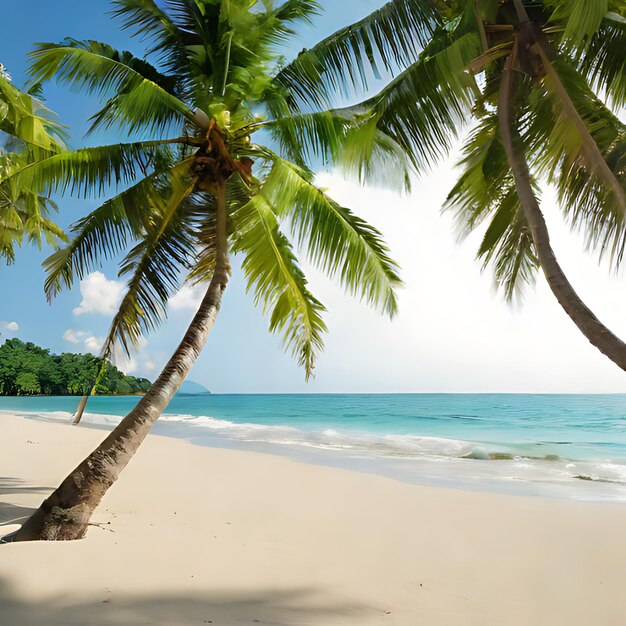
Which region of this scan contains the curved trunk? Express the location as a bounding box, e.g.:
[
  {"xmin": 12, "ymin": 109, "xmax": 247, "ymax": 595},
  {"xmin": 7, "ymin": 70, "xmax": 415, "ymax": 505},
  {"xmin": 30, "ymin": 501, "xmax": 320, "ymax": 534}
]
[
  {"xmin": 8, "ymin": 182, "xmax": 230, "ymax": 542},
  {"xmin": 498, "ymin": 42, "xmax": 626, "ymax": 371}
]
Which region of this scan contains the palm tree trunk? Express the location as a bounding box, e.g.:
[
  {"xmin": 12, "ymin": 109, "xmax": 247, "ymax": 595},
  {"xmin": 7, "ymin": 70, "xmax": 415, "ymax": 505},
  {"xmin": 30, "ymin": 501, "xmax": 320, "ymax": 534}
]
[
  {"xmin": 498, "ymin": 41, "xmax": 626, "ymax": 371},
  {"xmin": 8, "ymin": 182, "xmax": 230, "ymax": 542}
]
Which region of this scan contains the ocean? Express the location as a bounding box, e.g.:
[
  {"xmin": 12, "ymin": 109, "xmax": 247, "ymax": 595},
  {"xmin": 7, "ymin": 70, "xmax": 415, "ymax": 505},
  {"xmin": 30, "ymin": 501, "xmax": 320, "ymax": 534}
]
[{"xmin": 2, "ymin": 393, "xmax": 626, "ymax": 501}]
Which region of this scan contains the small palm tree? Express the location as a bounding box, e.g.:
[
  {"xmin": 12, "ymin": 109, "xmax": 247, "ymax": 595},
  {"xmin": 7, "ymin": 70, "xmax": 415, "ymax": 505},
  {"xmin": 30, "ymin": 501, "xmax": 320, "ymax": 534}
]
[
  {"xmin": 0, "ymin": 69, "xmax": 66, "ymax": 262},
  {"xmin": 8, "ymin": 0, "xmax": 414, "ymax": 541},
  {"xmin": 277, "ymin": 0, "xmax": 626, "ymax": 369}
]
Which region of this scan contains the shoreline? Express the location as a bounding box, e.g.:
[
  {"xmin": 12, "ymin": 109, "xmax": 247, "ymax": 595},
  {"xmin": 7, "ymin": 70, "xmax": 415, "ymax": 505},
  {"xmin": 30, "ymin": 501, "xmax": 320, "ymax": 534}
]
[
  {"xmin": 3, "ymin": 407, "xmax": 626, "ymax": 503},
  {"xmin": 2, "ymin": 412, "xmax": 626, "ymax": 624}
]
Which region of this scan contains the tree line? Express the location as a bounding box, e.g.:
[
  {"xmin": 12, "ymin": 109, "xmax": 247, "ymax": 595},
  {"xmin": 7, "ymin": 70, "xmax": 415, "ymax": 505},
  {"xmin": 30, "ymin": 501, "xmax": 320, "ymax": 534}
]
[{"xmin": 0, "ymin": 338, "xmax": 151, "ymax": 396}]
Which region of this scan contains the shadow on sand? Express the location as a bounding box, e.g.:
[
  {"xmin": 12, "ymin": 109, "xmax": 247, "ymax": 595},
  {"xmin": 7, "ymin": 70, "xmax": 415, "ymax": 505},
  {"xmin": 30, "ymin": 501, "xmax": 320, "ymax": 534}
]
[
  {"xmin": 0, "ymin": 477, "xmax": 50, "ymax": 526},
  {"xmin": 0, "ymin": 577, "xmax": 371, "ymax": 625}
]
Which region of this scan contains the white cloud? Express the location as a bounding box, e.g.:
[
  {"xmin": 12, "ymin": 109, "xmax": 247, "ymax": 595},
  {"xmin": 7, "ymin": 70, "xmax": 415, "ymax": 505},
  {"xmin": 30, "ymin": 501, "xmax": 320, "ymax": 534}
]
[
  {"xmin": 84, "ymin": 336, "xmax": 104, "ymax": 354},
  {"xmin": 169, "ymin": 284, "xmax": 204, "ymax": 311},
  {"xmin": 145, "ymin": 360, "xmax": 156, "ymax": 371},
  {"xmin": 6, "ymin": 321, "xmax": 18, "ymax": 331},
  {"xmin": 63, "ymin": 329, "xmax": 86, "ymax": 344},
  {"xmin": 73, "ymin": 272, "xmax": 124, "ymax": 316}
]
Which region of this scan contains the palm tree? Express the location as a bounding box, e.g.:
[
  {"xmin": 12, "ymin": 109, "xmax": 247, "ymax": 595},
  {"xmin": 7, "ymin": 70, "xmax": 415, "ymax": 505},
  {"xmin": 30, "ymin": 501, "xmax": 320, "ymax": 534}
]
[
  {"xmin": 497, "ymin": 0, "xmax": 626, "ymax": 367},
  {"xmin": 0, "ymin": 68, "xmax": 66, "ymax": 262},
  {"xmin": 7, "ymin": 0, "xmax": 415, "ymax": 541},
  {"xmin": 277, "ymin": 0, "xmax": 626, "ymax": 369}
]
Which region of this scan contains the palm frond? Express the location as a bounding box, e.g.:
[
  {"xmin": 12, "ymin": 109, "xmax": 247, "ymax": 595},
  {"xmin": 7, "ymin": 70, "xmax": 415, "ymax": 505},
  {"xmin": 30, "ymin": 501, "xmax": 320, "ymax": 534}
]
[
  {"xmin": 575, "ymin": 12, "xmax": 626, "ymax": 109},
  {"xmin": 42, "ymin": 161, "xmax": 194, "ymax": 300},
  {"xmin": 187, "ymin": 175, "xmax": 253, "ymax": 285},
  {"xmin": 446, "ymin": 113, "xmax": 539, "ymax": 301},
  {"xmin": 100, "ymin": 163, "xmax": 197, "ymax": 361},
  {"xmin": 273, "ymin": 0, "xmax": 320, "ymax": 25},
  {"xmin": 6, "ymin": 140, "xmax": 176, "ymax": 198},
  {"xmin": 260, "ymin": 155, "xmax": 402, "ymax": 316},
  {"xmin": 547, "ymin": 0, "xmax": 608, "ymax": 47},
  {"xmin": 0, "ymin": 181, "xmax": 65, "ymax": 263},
  {"xmin": 0, "ymin": 74, "xmax": 65, "ymax": 152},
  {"xmin": 263, "ymin": 106, "xmax": 413, "ymax": 190},
  {"xmin": 184, "ymin": 192, "xmax": 217, "ymax": 285},
  {"xmin": 338, "ymin": 114, "xmax": 413, "ymax": 191},
  {"xmin": 0, "ymin": 78, "xmax": 66, "ymax": 262},
  {"xmin": 362, "ymin": 32, "xmax": 482, "ymax": 171},
  {"xmin": 20, "ymin": 198, "xmax": 65, "ymax": 247},
  {"xmin": 446, "ymin": 114, "xmax": 509, "ymax": 232},
  {"xmin": 263, "ymin": 103, "xmax": 350, "ymax": 167},
  {"xmin": 273, "ymin": 0, "xmax": 442, "ymax": 108},
  {"xmin": 554, "ymin": 134, "xmax": 626, "ymax": 267},
  {"xmin": 109, "ymin": 0, "xmax": 191, "ymax": 73},
  {"xmin": 28, "ymin": 40, "xmax": 192, "ymax": 134},
  {"xmin": 524, "ymin": 57, "xmax": 626, "ymax": 265},
  {"xmin": 477, "ymin": 186, "xmax": 539, "ymax": 302},
  {"xmin": 231, "ymin": 192, "xmax": 327, "ymax": 379}
]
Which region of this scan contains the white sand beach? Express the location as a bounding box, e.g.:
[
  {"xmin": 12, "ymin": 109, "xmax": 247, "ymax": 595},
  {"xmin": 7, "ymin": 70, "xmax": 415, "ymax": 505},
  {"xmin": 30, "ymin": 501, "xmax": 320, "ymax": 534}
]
[{"xmin": 1, "ymin": 412, "xmax": 626, "ymax": 625}]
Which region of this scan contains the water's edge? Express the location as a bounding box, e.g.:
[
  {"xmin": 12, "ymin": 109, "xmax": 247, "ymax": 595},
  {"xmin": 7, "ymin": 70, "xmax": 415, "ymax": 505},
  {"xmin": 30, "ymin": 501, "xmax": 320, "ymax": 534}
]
[{"xmin": 3, "ymin": 394, "xmax": 626, "ymax": 503}]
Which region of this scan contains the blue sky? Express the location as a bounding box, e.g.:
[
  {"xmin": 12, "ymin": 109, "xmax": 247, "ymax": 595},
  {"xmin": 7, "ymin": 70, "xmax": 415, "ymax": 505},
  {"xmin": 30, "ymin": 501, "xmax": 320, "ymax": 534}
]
[
  {"xmin": 3, "ymin": 1, "xmax": 626, "ymax": 393},
  {"xmin": 1, "ymin": 0, "xmax": 396, "ymax": 392}
]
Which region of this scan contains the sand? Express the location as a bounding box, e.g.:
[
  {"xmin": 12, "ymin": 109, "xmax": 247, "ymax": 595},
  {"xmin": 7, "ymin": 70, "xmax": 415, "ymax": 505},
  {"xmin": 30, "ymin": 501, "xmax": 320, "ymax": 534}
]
[{"xmin": 1, "ymin": 412, "xmax": 625, "ymax": 625}]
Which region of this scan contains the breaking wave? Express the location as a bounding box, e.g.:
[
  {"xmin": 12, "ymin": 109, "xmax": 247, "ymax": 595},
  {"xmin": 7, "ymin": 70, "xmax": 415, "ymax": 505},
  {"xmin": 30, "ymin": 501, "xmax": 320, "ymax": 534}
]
[{"xmin": 7, "ymin": 407, "xmax": 626, "ymax": 500}]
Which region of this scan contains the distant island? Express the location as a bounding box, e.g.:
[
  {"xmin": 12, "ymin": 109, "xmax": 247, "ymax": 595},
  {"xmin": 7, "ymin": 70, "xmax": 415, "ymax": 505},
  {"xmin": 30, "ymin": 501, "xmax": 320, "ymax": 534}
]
[
  {"xmin": 0, "ymin": 338, "xmax": 152, "ymax": 396},
  {"xmin": 177, "ymin": 380, "xmax": 211, "ymax": 395}
]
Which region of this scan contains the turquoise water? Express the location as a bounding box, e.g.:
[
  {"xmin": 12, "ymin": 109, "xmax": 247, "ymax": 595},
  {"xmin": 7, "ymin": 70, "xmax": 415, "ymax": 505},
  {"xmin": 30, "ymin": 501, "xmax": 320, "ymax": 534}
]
[{"xmin": 3, "ymin": 394, "xmax": 626, "ymax": 500}]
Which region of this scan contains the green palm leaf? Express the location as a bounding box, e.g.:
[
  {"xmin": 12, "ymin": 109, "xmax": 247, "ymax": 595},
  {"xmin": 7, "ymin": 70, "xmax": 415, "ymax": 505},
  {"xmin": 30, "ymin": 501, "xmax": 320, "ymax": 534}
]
[
  {"xmin": 28, "ymin": 40, "xmax": 192, "ymax": 134},
  {"xmin": 523, "ymin": 58, "xmax": 626, "ymax": 265},
  {"xmin": 231, "ymin": 192, "xmax": 327, "ymax": 379},
  {"xmin": 363, "ymin": 32, "xmax": 482, "ymax": 170},
  {"xmin": 576, "ymin": 12, "xmax": 626, "ymax": 109},
  {"xmin": 0, "ymin": 75, "xmax": 66, "ymax": 263},
  {"xmin": 110, "ymin": 0, "xmax": 190, "ymax": 74},
  {"xmin": 263, "ymin": 107, "xmax": 412, "ymax": 190},
  {"xmin": 6, "ymin": 140, "xmax": 177, "ymax": 198},
  {"xmin": 274, "ymin": 0, "xmax": 441, "ymax": 108},
  {"xmin": 548, "ymin": 0, "xmax": 608, "ymax": 47},
  {"xmin": 0, "ymin": 74, "xmax": 65, "ymax": 152},
  {"xmin": 260, "ymin": 155, "xmax": 402, "ymax": 316},
  {"xmin": 42, "ymin": 160, "xmax": 194, "ymax": 300},
  {"xmin": 478, "ymin": 187, "xmax": 539, "ymax": 302},
  {"xmin": 99, "ymin": 164, "xmax": 197, "ymax": 360},
  {"xmin": 446, "ymin": 113, "xmax": 539, "ymax": 301},
  {"xmin": 187, "ymin": 176, "xmax": 253, "ymax": 285}
]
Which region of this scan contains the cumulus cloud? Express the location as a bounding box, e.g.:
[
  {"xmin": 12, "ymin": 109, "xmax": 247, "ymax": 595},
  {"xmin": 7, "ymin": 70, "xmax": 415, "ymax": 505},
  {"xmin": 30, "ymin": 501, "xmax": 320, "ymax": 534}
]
[
  {"xmin": 169, "ymin": 284, "xmax": 204, "ymax": 311},
  {"xmin": 63, "ymin": 329, "xmax": 86, "ymax": 344},
  {"xmin": 65, "ymin": 330, "xmax": 110, "ymax": 362},
  {"xmin": 73, "ymin": 272, "xmax": 124, "ymax": 316},
  {"xmin": 0, "ymin": 320, "xmax": 19, "ymax": 334},
  {"xmin": 84, "ymin": 336, "xmax": 104, "ymax": 354}
]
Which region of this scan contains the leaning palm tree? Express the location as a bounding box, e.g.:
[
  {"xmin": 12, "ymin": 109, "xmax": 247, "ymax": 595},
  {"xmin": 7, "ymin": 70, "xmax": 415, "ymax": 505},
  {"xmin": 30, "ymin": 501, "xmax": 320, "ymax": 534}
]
[
  {"xmin": 277, "ymin": 0, "xmax": 626, "ymax": 369},
  {"xmin": 7, "ymin": 0, "xmax": 415, "ymax": 541},
  {"xmin": 0, "ymin": 68, "xmax": 66, "ymax": 262}
]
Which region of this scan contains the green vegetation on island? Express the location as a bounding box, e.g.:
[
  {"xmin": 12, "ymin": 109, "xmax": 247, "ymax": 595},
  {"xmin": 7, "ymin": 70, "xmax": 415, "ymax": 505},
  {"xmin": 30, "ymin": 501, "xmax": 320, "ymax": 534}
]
[{"xmin": 0, "ymin": 338, "xmax": 151, "ymax": 396}]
